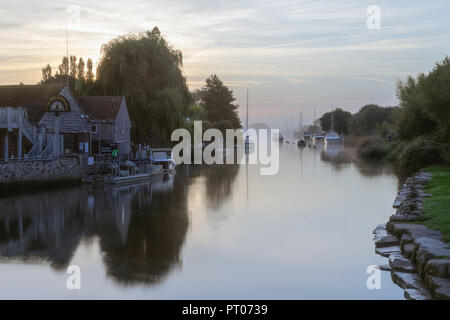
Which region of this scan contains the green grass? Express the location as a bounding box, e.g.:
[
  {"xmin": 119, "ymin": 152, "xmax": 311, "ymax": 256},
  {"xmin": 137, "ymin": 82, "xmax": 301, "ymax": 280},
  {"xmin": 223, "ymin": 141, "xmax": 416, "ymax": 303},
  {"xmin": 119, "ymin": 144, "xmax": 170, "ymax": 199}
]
[{"xmin": 422, "ymin": 164, "xmax": 450, "ymax": 242}]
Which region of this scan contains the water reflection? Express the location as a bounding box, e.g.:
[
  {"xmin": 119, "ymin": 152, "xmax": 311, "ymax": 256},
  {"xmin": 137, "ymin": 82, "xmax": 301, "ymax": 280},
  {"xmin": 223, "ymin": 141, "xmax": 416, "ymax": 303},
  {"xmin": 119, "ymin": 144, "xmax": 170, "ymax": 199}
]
[
  {"xmin": 0, "ymin": 145, "xmax": 404, "ymax": 299},
  {"xmin": 320, "ymin": 145, "xmax": 393, "ymax": 177},
  {"xmin": 0, "ymin": 175, "xmax": 185, "ymax": 285}
]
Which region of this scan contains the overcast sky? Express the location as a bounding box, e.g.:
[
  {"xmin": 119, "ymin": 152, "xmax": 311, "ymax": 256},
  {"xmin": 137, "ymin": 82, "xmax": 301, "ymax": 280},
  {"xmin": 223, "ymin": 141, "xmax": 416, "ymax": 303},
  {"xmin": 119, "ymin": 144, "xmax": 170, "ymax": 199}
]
[{"xmin": 1, "ymin": 0, "xmax": 449, "ymax": 129}]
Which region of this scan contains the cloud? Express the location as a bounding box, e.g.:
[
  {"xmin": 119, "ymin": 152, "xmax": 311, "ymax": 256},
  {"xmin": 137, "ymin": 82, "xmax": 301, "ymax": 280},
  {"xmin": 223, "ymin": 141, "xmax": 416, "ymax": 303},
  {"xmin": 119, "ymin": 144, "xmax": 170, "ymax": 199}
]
[
  {"xmin": 1, "ymin": 0, "xmax": 450, "ymax": 125},
  {"xmin": 353, "ymin": 77, "xmax": 393, "ymax": 84}
]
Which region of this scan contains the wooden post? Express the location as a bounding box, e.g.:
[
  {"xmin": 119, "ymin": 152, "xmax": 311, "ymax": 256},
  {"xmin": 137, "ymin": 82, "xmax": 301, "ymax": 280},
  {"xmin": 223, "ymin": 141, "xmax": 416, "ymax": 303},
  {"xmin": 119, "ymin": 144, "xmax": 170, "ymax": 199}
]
[
  {"xmin": 54, "ymin": 114, "xmax": 60, "ymax": 157},
  {"xmin": 4, "ymin": 131, "xmax": 8, "ymax": 162},
  {"xmin": 17, "ymin": 110, "xmax": 23, "ymax": 160},
  {"xmin": 19, "ymin": 213, "xmax": 23, "ymax": 249},
  {"xmin": 98, "ymin": 124, "xmax": 101, "ymax": 156}
]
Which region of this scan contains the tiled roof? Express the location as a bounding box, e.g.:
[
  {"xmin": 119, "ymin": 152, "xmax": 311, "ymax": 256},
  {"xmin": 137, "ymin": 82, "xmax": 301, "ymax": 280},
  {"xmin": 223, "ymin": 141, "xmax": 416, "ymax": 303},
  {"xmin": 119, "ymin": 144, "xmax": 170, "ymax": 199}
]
[
  {"xmin": 0, "ymin": 84, "xmax": 65, "ymax": 124},
  {"xmin": 77, "ymin": 96, "xmax": 123, "ymax": 121}
]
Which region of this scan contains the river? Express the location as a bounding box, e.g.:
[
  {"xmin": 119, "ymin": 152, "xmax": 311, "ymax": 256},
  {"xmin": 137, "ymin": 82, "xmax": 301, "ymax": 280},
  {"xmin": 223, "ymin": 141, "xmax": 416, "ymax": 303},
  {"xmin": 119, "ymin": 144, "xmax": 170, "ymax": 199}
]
[{"xmin": 0, "ymin": 144, "xmax": 404, "ymax": 299}]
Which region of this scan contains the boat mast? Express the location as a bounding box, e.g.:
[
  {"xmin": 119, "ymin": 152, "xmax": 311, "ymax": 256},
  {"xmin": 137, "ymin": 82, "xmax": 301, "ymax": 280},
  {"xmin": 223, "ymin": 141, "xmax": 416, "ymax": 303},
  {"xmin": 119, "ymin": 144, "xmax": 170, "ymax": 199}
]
[
  {"xmin": 246, "ymin": 89, "xmax": 249, "ymax": 132},
  {"xmin": 301, "ymin": 109, "xmax": 303, "ymax": 139},
  {"xmin": 331, "ymin": 108, "xmax": 334, "ymax": 132}
]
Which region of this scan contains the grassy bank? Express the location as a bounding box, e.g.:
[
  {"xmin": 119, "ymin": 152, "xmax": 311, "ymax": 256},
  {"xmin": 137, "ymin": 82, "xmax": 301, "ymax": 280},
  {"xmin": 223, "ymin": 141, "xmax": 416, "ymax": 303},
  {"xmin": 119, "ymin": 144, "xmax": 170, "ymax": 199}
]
[{"xmin": 422, "ymin": 164, "xmax": 450, "ymax": 242}]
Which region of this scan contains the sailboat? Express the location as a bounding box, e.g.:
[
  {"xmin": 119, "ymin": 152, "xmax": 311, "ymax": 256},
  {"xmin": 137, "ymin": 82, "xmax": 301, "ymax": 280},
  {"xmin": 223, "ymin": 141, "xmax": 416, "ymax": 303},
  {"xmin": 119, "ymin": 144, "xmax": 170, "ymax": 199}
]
[
  {"xmin": 244, "ymin": 89, "xmax": 255, "ymax": 149},
  {"xmin": 297, "ymin": 109, "xmax": 306, "ymax": 147},
  {"xmin": 324, "ymin": 108, "xmax": 341, "ymax": 145}
]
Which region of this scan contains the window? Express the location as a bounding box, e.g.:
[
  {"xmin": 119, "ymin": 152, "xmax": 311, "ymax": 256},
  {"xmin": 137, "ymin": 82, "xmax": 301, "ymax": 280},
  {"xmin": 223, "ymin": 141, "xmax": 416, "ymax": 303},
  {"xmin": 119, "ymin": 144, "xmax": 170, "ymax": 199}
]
[{"xmin": 92, "ymin": 125, "xmax": 97, "ymax": 133}]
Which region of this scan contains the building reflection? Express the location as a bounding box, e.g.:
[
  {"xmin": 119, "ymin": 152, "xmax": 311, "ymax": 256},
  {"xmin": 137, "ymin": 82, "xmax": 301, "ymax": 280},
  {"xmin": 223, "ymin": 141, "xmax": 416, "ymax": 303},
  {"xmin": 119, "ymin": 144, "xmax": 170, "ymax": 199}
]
[
  {"xmin": 0, "ymin": 172, "xmax": 191, "ymax": 285},
  {"xmin": 0, "ymin": 165, "xmax": 241, "ymax": 286}
]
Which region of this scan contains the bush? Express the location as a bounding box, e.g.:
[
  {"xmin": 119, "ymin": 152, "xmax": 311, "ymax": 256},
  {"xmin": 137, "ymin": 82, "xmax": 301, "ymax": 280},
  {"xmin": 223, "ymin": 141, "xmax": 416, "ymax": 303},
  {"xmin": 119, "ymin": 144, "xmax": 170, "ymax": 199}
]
[
  {"xmin": 356, "ymin": 136, "xmax": 389, "ymax": 160},
  {"xmin": 397, "ymin": 137, "xmax": 443, "ymax": 176}
]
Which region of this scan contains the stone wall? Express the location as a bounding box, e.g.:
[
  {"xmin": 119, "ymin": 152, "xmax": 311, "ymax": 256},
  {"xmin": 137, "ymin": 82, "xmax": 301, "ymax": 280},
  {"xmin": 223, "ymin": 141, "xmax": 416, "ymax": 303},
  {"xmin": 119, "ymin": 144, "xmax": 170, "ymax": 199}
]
[
  {"xmin": 373, "ymin": 171, "xmax": 450, "ymax": 300},
  {"xmin": 0, "ymin": 156, "xmax": 84, "ymax": 186}
]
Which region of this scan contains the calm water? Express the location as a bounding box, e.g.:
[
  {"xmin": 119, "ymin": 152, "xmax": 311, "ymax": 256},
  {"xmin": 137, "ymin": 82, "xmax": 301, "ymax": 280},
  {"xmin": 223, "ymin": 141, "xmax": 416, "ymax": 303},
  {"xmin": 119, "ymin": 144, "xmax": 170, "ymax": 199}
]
[{"xmin": 0, "ymin": 144, "xmax": 404, "ymax": 299}]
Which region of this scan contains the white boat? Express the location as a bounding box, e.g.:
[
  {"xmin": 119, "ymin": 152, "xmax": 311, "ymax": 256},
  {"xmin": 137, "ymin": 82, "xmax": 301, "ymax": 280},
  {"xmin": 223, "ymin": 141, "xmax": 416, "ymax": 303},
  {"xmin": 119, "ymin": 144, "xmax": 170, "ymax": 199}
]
[
  {"xmin": 324, "ymin": 108, "xmax": 341, "ymax": 145},
  {"xmin": 324, "ymin": 131, "xmax": 341, "ymax": 145},
  {"xmin": 312, "ymin": 133, "xmax": 325, "ymax": 146},
  {"xmin": 150, "ymin": 148, "xmax": 176, "ymax": 172}
]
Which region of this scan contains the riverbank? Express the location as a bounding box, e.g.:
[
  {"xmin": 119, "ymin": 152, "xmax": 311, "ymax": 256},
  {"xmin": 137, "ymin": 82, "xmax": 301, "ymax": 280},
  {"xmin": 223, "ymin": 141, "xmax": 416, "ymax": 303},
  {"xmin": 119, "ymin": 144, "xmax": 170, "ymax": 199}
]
[
  {"xmin": 421, "ymin": 164, "xmax": 450, "ymax": 242},
  {"xmin": 373, "ymin": 169, "xmax": 450, "ymax": 300}
]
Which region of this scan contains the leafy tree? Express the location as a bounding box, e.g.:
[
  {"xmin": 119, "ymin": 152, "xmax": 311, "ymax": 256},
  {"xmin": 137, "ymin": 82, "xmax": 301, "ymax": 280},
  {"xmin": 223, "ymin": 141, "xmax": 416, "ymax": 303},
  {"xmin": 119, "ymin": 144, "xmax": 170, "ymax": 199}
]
[
  {"xmin": 196, "ymin": 74, "xmax": 241, "ymax": 129},
  {"xmin": 350, "ymin": 104, "xmax": 396, "ymax": 136},
  {"xmin": 305, "ymin": 124, "xmax": 322, "ymax": 134},
  {"xmin": 86, "ymin": 58, "xmax": 94, "ymax": 83},
  {"xmin": 41, "ymin": 64, "xmax": 53, "ymax": 83},
  {"xmin": 95, "ymin": 27, "xmax": 192, "ymax": 145},
  {"xmin": 58, "ymin": 56, "xmax": 69, "ymax": 77},
  {"xmin": 396, "ymin": 75, "xmax": 438, "ymax": 140},
  {"xmin": 319, "ymin": 108, "xmax": 352, "ymax": 135},
  {"xmin": 188, "ymin": 103, "xmax": 205, "ymax": 121},
  {"xmin": 77, "ymin": 58, "xmax": 85, "ymax": 80},
  {"xmin": 69, "ymin": 55, "xmax": 77, "ymax": 79},
  {"xmin": 412, "ymin": 57, "xmax": 450, "ymax": 139}
]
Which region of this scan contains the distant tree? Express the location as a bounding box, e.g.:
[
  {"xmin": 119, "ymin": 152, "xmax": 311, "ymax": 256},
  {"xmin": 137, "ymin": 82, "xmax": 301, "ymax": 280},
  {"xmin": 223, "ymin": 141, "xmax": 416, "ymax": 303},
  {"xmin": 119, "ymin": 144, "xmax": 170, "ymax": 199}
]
[
  {"xmin": 69, "ymin": 55, "xmax": 77, "ymax": 79},
  {"xmin": 41, "ymin": 64, "xmax": 53, "ymax": 83},
  {"xmin": 350, "ymin": 104, "xmax": 396, "ymax": 136},
  {"xmin": 196, "ymin": 74, "xmax": 241, "ymax": 129},
  {"xmin": 86, "ymin": 58, "xmax": 94, "ymax": 83},
  {"xmin": 319, "ymin": 108, "xmax": 352, "ymax": 135},
  {"xmin": 58, "ymin": 56, "xmax": 69, "ymax": 77},
  {"xmin": 305, "ymin": 124, "xmax": 322, "ymax": 134},
  {"xmin": 188, "ymin": 103, "xmax": 205, "ymax": 121},
  {"xmin": 77, "ymin": 57, "xmax": 85, "ymax": 80}
]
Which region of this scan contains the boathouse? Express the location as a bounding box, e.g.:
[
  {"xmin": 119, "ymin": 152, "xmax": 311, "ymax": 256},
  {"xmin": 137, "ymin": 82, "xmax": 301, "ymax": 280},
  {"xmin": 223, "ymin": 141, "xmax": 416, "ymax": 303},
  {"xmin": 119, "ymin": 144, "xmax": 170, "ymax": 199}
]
[
  {"xmin": 77, "ymin": 96, "xmax": 131, "ymax": 156},
  {"xmin": 0, "ymin": 84, "xmax": 131, "ymax": 160}
]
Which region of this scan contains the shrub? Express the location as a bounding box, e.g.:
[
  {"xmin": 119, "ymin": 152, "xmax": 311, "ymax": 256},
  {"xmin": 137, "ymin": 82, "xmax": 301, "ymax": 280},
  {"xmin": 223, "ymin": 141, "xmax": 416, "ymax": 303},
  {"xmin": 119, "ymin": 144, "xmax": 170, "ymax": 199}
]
[
  {"xmin": 397, "ymin": 137, "xmax": 443, "ymax": 176},
  {"xmin": 356, "ymin": 136, "xmax": 389, "ymax": 160}
]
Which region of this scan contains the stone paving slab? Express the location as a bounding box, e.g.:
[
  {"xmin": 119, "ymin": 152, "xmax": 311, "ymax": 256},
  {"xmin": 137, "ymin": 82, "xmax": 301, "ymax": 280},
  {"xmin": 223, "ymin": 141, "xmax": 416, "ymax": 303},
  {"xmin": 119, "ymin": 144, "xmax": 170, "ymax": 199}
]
[
  {"xmin": 373, "ymin": 226, "xmax": 400, "ymax": 248},
  {"xmin": 389, "ymin": 253, "xmax": 417, "ymax": 273},
  {"xmin": 404, "ymin": 288, "xmax": 433, "ymax": 300},
  {"xmin": 426, "ymin": 275, "xmax": 450, "ymax": 300},
  {"xmin": 375, "ymin": 245, "xmax": 401, "ymax": 258},
  {"xmin": 402, "ymin": 243, "xmax": 418, "ymax": 260},
  {"xmin": 392, "ymin": 271, "xmax": 427, "ymax": 291},
  {"xmin": 425, "ymin": 259, "xmax": 450, "ymax": 278}
]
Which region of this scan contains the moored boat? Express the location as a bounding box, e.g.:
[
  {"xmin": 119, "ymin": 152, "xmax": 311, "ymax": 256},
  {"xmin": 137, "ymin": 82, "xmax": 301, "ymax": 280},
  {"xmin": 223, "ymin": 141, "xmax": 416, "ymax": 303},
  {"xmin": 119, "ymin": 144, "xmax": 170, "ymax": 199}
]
[
  {"xmin": 324, "ymin": 131, "xmax": 341, "ymax": 145},
  {"xmin": 150, "ymin": 148, "xmax": 176, "ymax": 172}
]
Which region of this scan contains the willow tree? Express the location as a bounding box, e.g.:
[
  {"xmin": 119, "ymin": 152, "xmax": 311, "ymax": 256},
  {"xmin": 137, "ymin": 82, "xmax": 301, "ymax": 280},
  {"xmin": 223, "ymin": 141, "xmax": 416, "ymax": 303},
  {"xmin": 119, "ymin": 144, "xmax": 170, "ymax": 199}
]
[{"xmin": 95, "ymin": 27, "xmax": 192, "ymax": 145}]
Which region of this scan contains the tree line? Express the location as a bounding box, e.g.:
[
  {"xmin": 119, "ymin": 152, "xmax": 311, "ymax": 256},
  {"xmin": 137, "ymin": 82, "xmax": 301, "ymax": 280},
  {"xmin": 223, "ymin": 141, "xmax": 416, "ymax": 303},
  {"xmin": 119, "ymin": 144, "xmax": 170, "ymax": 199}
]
[
  {"xmin": 316, "ymin": 57, "xmax": 450, "ymax": 175},
  {"xmin": 318, "ymin": 105, "xmax": 396, "ymax": 138},
  {"xmin": 41, "ymin": 56, "xmax": 95, "ymax": 95},
  {"xmin": 40, "ymin": 27, "xmax": 241, "ymax": 146}
]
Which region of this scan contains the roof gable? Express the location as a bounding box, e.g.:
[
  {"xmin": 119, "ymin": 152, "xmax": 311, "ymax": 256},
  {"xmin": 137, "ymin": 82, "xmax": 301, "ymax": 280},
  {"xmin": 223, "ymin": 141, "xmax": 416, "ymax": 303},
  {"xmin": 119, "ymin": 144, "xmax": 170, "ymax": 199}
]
[
  {"xmin": 38, "ymin": 87, "xmax": 91, "ymax": 133},
  {"xmin": 77, "ymin": 96, "xmax": 124, "ymax": 121},
  {"xmin": 0, "ymin": 84, "xmax": 65, "ymax": 124}
]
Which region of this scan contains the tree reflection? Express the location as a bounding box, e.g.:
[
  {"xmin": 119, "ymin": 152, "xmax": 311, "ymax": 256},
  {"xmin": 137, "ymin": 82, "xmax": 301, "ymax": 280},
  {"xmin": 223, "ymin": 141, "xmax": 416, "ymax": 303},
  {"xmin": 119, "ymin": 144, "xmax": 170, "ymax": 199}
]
[
  {"xmin": 320, "ymin": 145, "xmax": 393, "ymax": 177},
  {"xmin": 0, "ymin": 173, "xmax": 189, "ymax": 285}
]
